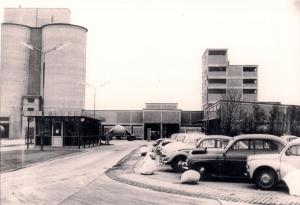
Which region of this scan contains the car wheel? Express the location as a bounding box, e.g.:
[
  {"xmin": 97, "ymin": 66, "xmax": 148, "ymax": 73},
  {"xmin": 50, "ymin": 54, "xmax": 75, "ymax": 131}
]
[
  {"xmin": 171, "ymin": 158, "xmax": 186, "ymax": 173},
  {"xmin": 255, "ymin": 169, "xmax": 277, "ymax": 190}
]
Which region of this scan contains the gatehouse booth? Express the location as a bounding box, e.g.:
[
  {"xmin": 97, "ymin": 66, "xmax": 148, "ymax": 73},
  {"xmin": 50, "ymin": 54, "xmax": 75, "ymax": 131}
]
[{"xmin": 25, "ymin": 110, "xmax": 102, "ymax": 147}]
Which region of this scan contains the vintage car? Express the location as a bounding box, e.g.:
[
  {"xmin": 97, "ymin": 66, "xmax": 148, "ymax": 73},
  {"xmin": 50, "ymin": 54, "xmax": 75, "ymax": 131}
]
[
  {"xmin": 162, "ymin": 135, "xmax": 231, "ymax": 173},
  {"xmin": 247, "ymin": 138, "xmax": 300, "ymax": 190},
  {"xmin": 153, "ymin": 133, "xmax": 179, "ymax": 148},
  {"xmin": 155, "ymin": 133, "xmax": 187, "ymax": 155},
  {"xmin": 184, "ymin": 134, "xmax": 287, "ymax": 179},
  {"xmin": 160, "ymin": 133, "xmax": 206, "ymax": 158}
]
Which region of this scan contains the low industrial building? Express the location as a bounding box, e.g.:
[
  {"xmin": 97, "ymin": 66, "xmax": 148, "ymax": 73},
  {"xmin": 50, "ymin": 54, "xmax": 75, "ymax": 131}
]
[
  {"xmin": 204, "ymin": 100, "xmax": 300, "ymax": 136},
  {"xmin": 87, "ymin": 103, "xmax": 203, "ymax": 140}
]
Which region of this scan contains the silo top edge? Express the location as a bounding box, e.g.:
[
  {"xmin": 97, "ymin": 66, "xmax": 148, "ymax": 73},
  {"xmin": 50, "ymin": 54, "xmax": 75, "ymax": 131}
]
[{"xmin": 1, "ymin": 22, "xmax": 88, "ymax": 32}]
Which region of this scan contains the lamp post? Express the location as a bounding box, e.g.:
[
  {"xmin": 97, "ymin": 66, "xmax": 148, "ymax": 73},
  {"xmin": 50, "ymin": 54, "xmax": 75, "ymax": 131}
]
[
  {"xmin": 22, "ymin": 41, "xmax": 70, "ymax": 150},
  {"xmin": 83, "ymin": 81, "xmax": 110, "ymax": 116},
  {"xmin": 82, "ymin": 81, "xmax": 110, "ymax": 146}
]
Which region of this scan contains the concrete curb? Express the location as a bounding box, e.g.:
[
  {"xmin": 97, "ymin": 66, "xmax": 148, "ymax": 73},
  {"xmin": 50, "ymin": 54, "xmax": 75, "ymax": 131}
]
[{"xmin": 105, "ymin": 147, "xmax": 300, "ymax": 205}]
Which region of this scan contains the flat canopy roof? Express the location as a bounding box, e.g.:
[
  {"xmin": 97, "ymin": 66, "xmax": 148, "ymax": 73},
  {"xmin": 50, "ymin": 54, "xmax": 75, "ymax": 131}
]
[{"xmin": 23, "ymin": 110, "xmax": 104, "ymax": 121}]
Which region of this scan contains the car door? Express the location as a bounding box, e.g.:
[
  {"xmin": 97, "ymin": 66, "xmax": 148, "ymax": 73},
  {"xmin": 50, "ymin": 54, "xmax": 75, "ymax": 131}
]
[
  {"xmin": 280, "ymin": 144, "xmax": 300, "ymax": 179},
  {"xmin": 197, "ymin": 139, "xmax": 223, "ymax": 175},
  {"xmin": 224, "ymin": 139, "xmax": 254, "ymax": 176}
]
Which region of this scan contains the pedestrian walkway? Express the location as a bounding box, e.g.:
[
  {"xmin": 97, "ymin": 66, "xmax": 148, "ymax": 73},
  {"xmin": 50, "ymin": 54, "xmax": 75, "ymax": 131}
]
[
  {"xmin": 106, "ymin": 146, "xmax": 300, "ymax": 205},
  {"xmin": 0, "ymin": 139, "xmax": 25, "ymax": 146}
]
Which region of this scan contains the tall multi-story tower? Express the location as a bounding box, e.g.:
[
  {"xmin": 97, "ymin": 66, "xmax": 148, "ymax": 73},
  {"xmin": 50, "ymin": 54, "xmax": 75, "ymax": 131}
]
[
  {"xmin": 202, "ymin": 49, "xmax": 258, "ymax": 110},
  {"xmin": 0, "ymin": 8, "xmax": 87, "ymax": 138}
]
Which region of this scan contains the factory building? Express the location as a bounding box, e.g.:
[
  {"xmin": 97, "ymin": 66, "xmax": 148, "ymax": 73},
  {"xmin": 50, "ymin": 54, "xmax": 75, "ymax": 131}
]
[
  {"xmin": 3, "ymin": 8, "xmax": 297, "ymax": 143},
  {"xmin": 0, "ymin": 8, "xmax": 89, "ymax": 139},
  {"xmin": 202, "ymin": 49, "xmax": 258, "ymax": 110},
  {"xmin": 89, "ymin": 103, "xmax": 203, "ymax": 140}
]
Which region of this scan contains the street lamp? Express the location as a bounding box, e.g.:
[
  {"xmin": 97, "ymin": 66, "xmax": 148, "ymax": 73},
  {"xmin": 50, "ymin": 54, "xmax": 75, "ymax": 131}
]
[
  {"xmin": 22, "ymin": 41, "xmax": 70, "ymax": 150},
  {"xmin": 83, "ymin": 81, "xmax": 110, "ymax": 116}
]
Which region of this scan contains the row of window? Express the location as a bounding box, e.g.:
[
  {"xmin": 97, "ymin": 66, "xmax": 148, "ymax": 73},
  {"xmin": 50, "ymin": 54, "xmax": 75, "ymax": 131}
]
[
  {"xmin": 207, "ymin": 79, "xmax": 257, "ymax": 84},
  {"xmin": 207, "ymin": 66, "xmax": 257, "ymax": 72},
  {"xmin": 207, "ymin": 89, "xmax": 257, "ymax": 94},
  {"xmin": 208, "ymin": 50, "xmax": 227, "ymax": 56}
]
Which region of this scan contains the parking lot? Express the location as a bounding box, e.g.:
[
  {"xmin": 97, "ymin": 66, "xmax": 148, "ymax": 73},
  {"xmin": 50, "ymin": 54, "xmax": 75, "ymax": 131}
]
[{"xmin": 107, "ymin": 145, "xmax": 300, "ymax": 205}]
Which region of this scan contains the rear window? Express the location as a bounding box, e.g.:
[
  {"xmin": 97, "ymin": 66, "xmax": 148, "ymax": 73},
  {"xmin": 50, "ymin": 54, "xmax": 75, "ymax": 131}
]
[
  {"xmin": 286, "ymin": 145, "xmax": 300, "ymax": 156},
  {"xmin": 254, "ymin": 139, "xmax": 283, "ymax": 152}
]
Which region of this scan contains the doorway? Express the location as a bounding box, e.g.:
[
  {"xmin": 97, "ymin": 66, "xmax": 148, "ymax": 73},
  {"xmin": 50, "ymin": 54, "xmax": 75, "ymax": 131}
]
[{"xmin": 52, "ymin": 122, "xmax": 63, "ymax": 147}]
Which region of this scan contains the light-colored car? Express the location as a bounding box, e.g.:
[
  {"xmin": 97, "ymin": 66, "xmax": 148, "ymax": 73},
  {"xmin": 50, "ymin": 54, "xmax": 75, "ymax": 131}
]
[
  {"xmin": 247, "ymin": 138, "xmax": 300, "ymax": 190},
  {"xmin": 281, "ymin": 135, "xmax": 298, "ymax": 142},
  {"xmin": 161, "ymin": 133, "xmax": 206, "ymax": 158},
  {"xmin": 152, "ymin": 133, "xmax": 178, "ymax": 151},
  {"xmin": 162, "ymin": 135, "xmax": 231, "ymax": 172},
  {"xmin": 155, "ymin": 133, "xmax": 185, "ymax": 154}
]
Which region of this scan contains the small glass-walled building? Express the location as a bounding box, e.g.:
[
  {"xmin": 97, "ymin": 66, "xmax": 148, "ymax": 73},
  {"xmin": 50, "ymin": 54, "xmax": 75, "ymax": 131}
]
[{"xmin": 25, "ymin": 110, "xmax": 101, "ymax": 147}]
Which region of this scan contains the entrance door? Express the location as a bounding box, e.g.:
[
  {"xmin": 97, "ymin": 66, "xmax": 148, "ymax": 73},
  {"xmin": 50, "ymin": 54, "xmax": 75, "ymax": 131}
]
[{"xmin": 52, "ymin": 122, "xmax": 63, "ymax": 147}]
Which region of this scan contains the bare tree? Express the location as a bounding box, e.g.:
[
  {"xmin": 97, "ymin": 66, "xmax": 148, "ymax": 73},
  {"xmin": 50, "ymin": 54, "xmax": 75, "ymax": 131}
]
[
  {"xmin": 217, "ymin": 89, "xmax": 243, "ymax": 136},
  {"xmin": 252, "ymin": 104, "xmax": 267, "ymax": 132},
  {"xmin": 287, "ymin": 106, "xmax": 300, "ymax": 136},
  {"xmin": 269, "ymin": 105, "xmax": 286, "ymax": 136},
  {"xmin": 240, "ymin": 112, "xmax": 254, "ymax": 134}
]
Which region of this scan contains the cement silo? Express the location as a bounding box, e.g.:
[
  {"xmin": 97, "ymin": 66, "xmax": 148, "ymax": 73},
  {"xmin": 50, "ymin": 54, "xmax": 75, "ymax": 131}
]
[
  {"xmin": 0, "ymin": 24, "xmax": 31, "ymax": 138},
  {"xmin": 41, "ymin": 24, "xmax": 87, "ymax": 112}
]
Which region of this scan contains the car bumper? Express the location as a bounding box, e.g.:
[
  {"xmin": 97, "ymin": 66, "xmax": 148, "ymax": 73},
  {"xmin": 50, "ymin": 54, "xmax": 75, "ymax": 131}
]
[{"xmin": 181, "ymin": 161, "xmax": 189, "ymax": 170}]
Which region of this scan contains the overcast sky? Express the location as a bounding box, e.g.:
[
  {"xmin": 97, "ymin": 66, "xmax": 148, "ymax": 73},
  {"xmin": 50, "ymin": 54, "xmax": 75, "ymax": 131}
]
[{"xmin": 1, "ymin": 0, "xmax": 300, "ymax": 110}]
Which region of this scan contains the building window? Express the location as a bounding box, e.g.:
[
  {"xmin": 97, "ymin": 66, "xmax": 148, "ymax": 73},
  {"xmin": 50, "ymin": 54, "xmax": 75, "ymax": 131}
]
[
  {"xmin": 27, "ymin": 107, "xmax": 34, "ymax": 111},
  {"xmin": 208, "ymin": 79, "xmax": 226, "ymax": 84},
  {"xmin": 208, "ymin": 50, "xmax": 226, "ymax": 55},
  {"xmin": 243, "ymin": 67, "xmax": 257, "ymax": 72},
  {"xmin": 208, "ymin": 89, "xmax": 226, "ymax": 94},
  {"xmin": 208, "ymin": 66, "xmax": 226, "ymax": 72},
  {"xmin": 243, "ymin": 79, "xmax": 257, "ymax": 84},
  {"xmin": 27, "ymin": 98, "xmax": 35, "ymax": 103},
  {"xmin": 243, "ymin": 89, "xmax": 257, "ymax": 94}
]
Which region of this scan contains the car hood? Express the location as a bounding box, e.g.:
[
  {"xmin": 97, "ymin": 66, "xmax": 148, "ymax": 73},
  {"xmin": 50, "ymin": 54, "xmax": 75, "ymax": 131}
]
[{"xmin": 248, "ymin": 153, "xmax": 280, "ymax": 161}]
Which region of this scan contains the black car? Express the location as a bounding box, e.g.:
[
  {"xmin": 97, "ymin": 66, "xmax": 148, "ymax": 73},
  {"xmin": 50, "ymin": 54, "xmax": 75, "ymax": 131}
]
[{"xmin": 184, "ymin": 134, "xmax": 287, "ymax": 179}]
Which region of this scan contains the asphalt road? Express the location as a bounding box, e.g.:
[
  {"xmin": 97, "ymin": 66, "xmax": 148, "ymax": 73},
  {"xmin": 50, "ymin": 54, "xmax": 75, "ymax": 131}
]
[{"xmin": 1, "ymin": 141, "xmax": 219, "ymax": 205}]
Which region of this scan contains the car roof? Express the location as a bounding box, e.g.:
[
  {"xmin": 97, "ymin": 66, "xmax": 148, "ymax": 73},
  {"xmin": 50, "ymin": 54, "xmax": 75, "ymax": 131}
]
[
  {"xmin": 200, "ymin": 135, "xmax": 231, "ymax": 141},
  {"xmin": 287, "ymin": 138, "xmax": 300, "ymax": 146},
  {"xmin": 232, "ymin": 134, "xmax": 287, "ymax": 144},
  {"xmin": 281, "ymin": 135, "xmax": 298, "ymax": 139}
]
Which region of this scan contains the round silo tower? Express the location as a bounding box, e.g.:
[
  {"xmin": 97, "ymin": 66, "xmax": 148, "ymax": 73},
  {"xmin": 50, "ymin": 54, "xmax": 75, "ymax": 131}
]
[
  {"xmin": 41, "ymin": 24, "xmax": 87, "ymax": 112},
  {"xmin": 0, "ymin": 23, "xmax": 31, "ymax": 138}
]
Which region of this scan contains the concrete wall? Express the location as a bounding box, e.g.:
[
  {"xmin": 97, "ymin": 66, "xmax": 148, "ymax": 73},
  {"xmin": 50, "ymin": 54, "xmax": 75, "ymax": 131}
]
[
  {"xmin": 42, "ymin": 24, "xmax": 87, "ymax": 112},
  {"xmin": 4, "ymin": 8, "xmax": 70, "ymax": 27},
  {"xmin": 28, "ymin": 28, "xmax": 42, "ymax": 95},
  {"xmin": 95, "ymin": 110, "xmax": 143, "ymax": 124},
  {"xmin": 0, "ymin": 24, "xmax": 31, "ymax": 138},
  {"xmin": 143, "ymin": 110, "xmax": 181, "ymax": 124},
  {"xmin": 181, "ymin": 111, "xmax": 203, "ymax": 126},
  {"xmin": 228, "ymin": 65, "xmax": 243, "ymax": 77}
]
